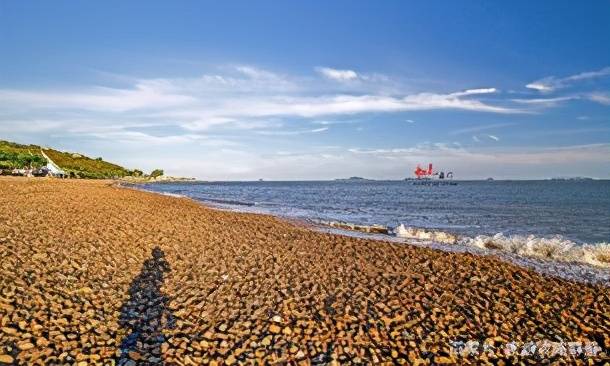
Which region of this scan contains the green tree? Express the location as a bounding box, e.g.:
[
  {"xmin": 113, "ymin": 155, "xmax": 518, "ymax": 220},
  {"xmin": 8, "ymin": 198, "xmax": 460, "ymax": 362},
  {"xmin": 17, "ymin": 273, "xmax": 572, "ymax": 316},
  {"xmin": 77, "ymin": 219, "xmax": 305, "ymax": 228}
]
[{"xmin": 150, "ymin": 169, "xmax": 164, "ymax": 178}]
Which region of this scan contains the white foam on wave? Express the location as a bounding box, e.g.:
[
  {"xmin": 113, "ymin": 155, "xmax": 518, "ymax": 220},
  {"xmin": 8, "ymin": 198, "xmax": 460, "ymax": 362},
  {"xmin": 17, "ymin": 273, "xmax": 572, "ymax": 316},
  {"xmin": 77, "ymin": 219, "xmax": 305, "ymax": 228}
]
[
  {"xmin": 394, "ymin": 224, "xmax": 610, "ymax": 269},
  {"xmin": 394, "ymin": 224, "xmax": 458, "ymax": 244},
  {"xmin": 461, "ymin": 233, "xmax": 610, "ymax": 268},
  {"xmin": 160, "ymin": 192, "xmax": 185, "ymax": 198}
]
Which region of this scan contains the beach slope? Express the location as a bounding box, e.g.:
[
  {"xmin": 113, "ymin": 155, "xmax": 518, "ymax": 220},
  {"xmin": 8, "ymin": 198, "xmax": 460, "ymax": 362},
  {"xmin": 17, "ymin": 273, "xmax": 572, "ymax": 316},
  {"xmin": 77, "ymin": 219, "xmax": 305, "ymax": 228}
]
[{"xmin": 0, "ymin": 178, "xmax": 608, "ymax": 364}]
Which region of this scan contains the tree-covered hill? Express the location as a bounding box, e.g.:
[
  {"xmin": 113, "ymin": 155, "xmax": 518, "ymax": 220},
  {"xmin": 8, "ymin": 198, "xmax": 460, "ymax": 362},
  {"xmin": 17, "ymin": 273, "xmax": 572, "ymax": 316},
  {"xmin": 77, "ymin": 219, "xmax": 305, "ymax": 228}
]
[{"xmin": 0, "ymin": 140, "xmax": 135, "ymax": 179}]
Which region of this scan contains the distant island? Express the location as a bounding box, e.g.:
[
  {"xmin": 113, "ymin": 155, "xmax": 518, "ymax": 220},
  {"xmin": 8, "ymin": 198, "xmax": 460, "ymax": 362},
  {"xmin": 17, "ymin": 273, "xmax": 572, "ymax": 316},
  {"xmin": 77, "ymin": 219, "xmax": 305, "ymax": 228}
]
[
  {"xmin": 334, "ymin": 176, "xmax": 373, "ymax": 181},
  {"xmin": 550, "ymin": 177, "xmax": 595, "ymax": 181}
]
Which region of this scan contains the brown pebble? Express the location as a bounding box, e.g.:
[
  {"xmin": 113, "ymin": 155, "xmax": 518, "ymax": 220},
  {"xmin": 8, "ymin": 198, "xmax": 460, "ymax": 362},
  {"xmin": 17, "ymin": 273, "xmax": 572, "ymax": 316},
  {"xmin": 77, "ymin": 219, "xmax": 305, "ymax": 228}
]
[
  {"xmin": 0, "ymin": 355, "xmax": 14, "ymax": 364},
  {"xmin": 17, "ymin": 341, "xmax": 34, "ymax": 351},
  {"xmin": 128, "ymin": 351, "xmax": 142, "ymax": 360},
  {"xmin": 261, "ymin": 336, "xmax": 272, "ymax": 346}
]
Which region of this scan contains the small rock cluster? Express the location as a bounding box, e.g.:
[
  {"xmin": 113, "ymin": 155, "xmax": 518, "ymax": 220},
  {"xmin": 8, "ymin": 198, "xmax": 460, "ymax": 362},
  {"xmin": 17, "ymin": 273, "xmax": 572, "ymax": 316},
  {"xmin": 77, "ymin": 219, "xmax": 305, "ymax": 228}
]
[{"xmin": 0, "ymin": 177, "xmax": 608, "ymax": 365}]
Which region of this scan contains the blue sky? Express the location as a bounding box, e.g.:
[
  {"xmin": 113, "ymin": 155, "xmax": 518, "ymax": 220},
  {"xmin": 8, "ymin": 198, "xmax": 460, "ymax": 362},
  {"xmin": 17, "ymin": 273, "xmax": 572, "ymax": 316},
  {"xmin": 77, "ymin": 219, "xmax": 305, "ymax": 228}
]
[{"xmin": 1, "ymin": 0, "xmax": 609, "ymax": 180}]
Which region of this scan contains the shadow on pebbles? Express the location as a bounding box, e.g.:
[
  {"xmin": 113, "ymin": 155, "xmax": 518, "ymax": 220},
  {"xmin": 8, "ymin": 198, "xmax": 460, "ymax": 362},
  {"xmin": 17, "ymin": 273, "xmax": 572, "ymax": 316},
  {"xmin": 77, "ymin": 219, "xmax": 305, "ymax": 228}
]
[{"xmin": 116, "ymin": 247, "xmax": 175, "ymax": 366}]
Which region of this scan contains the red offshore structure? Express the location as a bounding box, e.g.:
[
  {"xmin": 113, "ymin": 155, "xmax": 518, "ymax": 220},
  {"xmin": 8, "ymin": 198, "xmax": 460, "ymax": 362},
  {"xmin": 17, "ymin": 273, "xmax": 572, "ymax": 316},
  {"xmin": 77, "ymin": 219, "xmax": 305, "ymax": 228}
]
[
  {"xmin": 414, "ymin": 163, "xmax": 434, "ymax": 178},
  {"xmin": 413, "ymin": 163, "xmax": 454, "ymax": 180}
]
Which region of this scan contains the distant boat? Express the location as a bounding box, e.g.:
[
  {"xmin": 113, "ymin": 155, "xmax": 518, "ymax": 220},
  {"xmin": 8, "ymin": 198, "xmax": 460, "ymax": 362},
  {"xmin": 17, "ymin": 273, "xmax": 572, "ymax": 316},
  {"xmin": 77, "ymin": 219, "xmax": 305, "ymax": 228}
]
[{"xmin": 486, "ymin": 177, "xmax": 494, "ymax": 181}]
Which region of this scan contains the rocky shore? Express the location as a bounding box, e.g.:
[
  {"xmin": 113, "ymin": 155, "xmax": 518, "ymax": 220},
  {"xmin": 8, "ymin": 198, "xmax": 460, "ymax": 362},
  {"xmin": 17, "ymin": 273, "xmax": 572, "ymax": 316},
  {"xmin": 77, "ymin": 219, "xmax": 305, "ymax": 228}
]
[{"xmin": 0, "ymin": 177, "xmax": 608, "ymax": 364}]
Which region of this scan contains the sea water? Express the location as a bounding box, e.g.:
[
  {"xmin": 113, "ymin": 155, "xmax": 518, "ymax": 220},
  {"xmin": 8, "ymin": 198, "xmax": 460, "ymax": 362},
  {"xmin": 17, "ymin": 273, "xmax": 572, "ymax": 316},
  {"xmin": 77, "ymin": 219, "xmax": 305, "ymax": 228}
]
[{"xmin": 138, "ymin": 180, "xmax": 610, "ymax": 273}]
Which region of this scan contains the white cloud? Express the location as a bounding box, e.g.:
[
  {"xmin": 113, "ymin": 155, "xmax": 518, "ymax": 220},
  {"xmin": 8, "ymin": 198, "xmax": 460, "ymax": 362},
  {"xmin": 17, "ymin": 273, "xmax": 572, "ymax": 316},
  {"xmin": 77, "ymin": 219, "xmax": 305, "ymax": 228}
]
[
  {"xmin": 566, "ymin": 67, "xmax": 610, "ymax": 82},
  {"xmin": 303, "ymin": 143, "xmax": 610, "ymax": 181},
  {"xmin": 450, "ymin": 88, "xmax": 497, "ymax": 97},
  {"xmin": 488, "ymin": 134, "xmax": 500, "ymax": 141},
  {"xmin": 526, "ymin": 66, "xmax": 610, "ymax": 92},
  {"xmin": 588, "ymin": 92, "xmax": 610, "ymax": 105},
  {"xmin": 0, "ymin": 83, "xmax": 196, "ymax": 112},
  {"xmin": 311, "ymin": 120, "xmax": 357, "ymax": 126},
  {"xmin": 256, "ymin": 127, "xmax": 328, "ymax": 136},
  {"xmin": 3, "ymin": 63, "xmax": 607, "ymax": 179},
  {"xmin": 525, "ymin": 82, "xmax": 554, "ymax": 92},
  {"xmin": 3, "ymin": 64, "xmax": 573, "ymax": 180},
  {"xmin": 512, "ymin": 96, "xmax": 576, "ymax": 106},
  {"xmin": 235, "ymin": 65, "xmax": 279, "ymax": 79},
  {"xmin": 0, "ymin": 67, "xmax": 522, "ymax": 137},
  {"xmin": 0, "ymin": 119, "xmax": 67, "ymax": 133},
  {"xmin": 315, "ymin": 67, "xmax": 359, "ymax": 82},
  {"xmin": 451, "ymin": 122, "xmax": 516, "ymax": 135},
  {"xmin": 400, "ymin": 91, "xmax": 515, "ymax": 114}
]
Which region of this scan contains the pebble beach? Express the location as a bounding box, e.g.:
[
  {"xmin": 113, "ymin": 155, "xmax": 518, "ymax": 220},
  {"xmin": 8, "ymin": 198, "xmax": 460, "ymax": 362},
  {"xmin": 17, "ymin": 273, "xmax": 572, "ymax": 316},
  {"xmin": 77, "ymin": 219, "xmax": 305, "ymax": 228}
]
[{"xmin": 0, "ymin": 177, "xmax": 608, "ymax": 365}]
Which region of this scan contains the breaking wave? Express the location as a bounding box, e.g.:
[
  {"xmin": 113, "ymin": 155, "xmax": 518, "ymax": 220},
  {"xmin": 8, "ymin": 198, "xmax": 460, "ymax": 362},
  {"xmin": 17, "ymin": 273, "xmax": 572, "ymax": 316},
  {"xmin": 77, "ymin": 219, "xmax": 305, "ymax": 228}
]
[
  {"xmin": 159, "ymin": 192, "xmax": 185, "ymax": 198},
  {"xmin": 394, "ymin": 224, "xmax": 459, "ymax": 244},
  {"xmin": 394, "ymin": 224, "xmax": 610, "ymax": 268},
  {"xmin": 199, "ymin": 198, "xmax": 256, "ymax": 207}
]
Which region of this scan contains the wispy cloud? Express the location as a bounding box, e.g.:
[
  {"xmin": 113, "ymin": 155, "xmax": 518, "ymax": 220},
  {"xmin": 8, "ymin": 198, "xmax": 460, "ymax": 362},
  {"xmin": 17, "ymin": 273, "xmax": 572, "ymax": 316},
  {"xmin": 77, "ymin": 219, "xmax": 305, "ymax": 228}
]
[
  {"xmin": 526, "ymin": 66, "xmax": 610, "ymax": 92},
  {"xmin": 315, "ymin": 67, "xmax": 359, "ymax": 82},
  {"xmin": 450, "ymin": 88, "xmax": 497, "ymax": 97},
  {"xmin": 588, "ymin": 92, "xmax": 610, "ymax": 105},
  {"xmin": 0, "ymin": 65, "xmax": 523, "ymax": 139},
  {"xmin": 311, "ymin": 119, "xmax": 358, "ymax": 126},
  {"xmin": 121, "ymin": 142, "xmax": 610, "ymax": 180},
  {"xmin": 450, "ymin": 122, "xmax": 515, "ymax": 135},
  {"xmin": 256, "ymin": 127, "xmax": 328, "ymax": 136},
  {"xmin": 512, "ymin": 96, "xmax": 576, "ymax": 107},
  {"xmin": 345, "ymin": 143, "xmax": 610, "ymax": 166},
  {"xmin": 6, "ymin": 63, "xmax": 601, "ymax": 180},
  {"xmin": 0, "ymin": 84, "xmax": 196, "ymax": 112}
]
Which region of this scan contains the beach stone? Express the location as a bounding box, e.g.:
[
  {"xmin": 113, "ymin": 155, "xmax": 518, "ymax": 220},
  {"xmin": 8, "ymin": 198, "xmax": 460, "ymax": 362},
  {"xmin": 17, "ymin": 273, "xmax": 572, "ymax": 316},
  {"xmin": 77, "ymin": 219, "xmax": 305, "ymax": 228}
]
[
  {"xmin": 17, "ymin": 341, "xmax": 34, "ymax": 351},
  {"xmin": 255, "ymin": 348, "xmax": 266, "ymax": 358},
  {"xmin": 272, "ymin": 315, "xmax": 283, "ymax": 323},
  {"xmin": 261, "ymin": 336, "xmax": 273, "ymax": 346},
  {"xmin": 1, "ymin": 327, "xmax": 17, "ymax": 335},
  {"xmin": 225, "ymin": 354, "xmax": 236, "ymax": 365},
  {"xmin": 128, "ymin": 351, "xmax": 142, "ymax": 360}
]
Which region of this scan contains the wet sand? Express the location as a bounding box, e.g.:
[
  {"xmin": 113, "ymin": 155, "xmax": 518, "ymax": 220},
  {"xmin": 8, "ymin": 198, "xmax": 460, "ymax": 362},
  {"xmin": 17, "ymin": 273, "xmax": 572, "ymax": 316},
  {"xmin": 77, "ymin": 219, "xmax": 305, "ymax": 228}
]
[{"xmin": 0, "ymin": 177, "xmax": 608, "ymax": 365}]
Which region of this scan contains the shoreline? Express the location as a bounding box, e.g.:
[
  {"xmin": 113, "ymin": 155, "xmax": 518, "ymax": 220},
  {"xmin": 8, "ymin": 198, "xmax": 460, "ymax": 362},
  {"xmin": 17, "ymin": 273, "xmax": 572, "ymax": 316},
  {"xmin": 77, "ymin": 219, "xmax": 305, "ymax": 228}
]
[
  {"xmin": 1, "ymin": 177, "xmax": 608, "ymax": 363},
  {"xmin": 124, "ymin": 181, "xmax": 610, "ymax": 286}
]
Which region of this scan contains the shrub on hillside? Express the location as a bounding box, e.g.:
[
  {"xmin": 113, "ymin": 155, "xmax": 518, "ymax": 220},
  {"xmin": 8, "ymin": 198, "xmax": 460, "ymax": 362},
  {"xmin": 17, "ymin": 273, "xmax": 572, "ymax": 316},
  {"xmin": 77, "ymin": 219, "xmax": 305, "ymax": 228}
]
[{"xmin": 150, "ymin": 169, "xmax": 164, "ymax": 178}]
